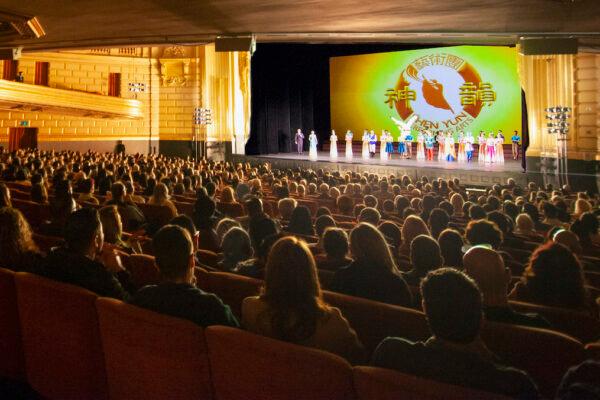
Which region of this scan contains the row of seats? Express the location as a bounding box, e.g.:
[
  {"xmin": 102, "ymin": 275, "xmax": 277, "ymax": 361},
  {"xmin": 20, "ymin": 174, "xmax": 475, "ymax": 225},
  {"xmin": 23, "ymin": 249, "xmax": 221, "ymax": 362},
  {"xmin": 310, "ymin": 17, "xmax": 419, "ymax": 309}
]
[{"xmin": 0, "ymin": 268, "xmax": 510, "ymax": 400}]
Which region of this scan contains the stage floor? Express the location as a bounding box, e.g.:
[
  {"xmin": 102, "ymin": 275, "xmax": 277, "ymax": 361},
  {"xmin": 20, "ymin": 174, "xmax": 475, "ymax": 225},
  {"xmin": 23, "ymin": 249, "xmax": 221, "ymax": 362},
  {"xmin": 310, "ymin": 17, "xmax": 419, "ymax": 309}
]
[
  {"xmin": 232, "ymin": 151, "xmax": 528, "ymax": 187},
  {"xmin": 258, "ymin": 151, "xmax": 524, "ymax": 173}
]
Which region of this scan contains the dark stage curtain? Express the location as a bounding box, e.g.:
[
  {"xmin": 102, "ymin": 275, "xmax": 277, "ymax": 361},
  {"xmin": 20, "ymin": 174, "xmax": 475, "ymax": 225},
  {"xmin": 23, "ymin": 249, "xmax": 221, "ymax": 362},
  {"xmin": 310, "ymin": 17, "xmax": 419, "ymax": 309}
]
[
  {"xmin": 246, "ymin": 43, "xmax": 419, "ymax": 155},
  {"xmin": 521, "ymin": 89, "xmax": 529, "ymax": 171}
]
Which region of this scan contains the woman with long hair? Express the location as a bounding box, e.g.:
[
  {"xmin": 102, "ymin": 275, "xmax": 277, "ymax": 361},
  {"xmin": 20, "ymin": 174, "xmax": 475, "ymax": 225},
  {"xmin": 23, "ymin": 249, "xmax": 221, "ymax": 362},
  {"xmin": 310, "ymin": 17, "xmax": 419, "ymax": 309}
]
[
  {"xmin": 509, "ymin": 242, "xmax": 591, "ymax": 312},
  {"xmin": 286, "ymin": 205, "xmax": 315, "ymax": 237},
  {"xmin": 399, "ymin": 215, "xmax": 431, "ymax": 256},
  {"xmin": 0, "ymin": 183, "xmax": 12, "ymax": 208},
  {"xmin": 0, "ymin": 207, "xmax": 42, "ymax": 271},
  {"xmin": 148, "ymin": 182, "xmax": 178, "ymax": 219},
  {"xmin": 331, "ymin": 223, "xmax": 412, "ymax": 306},
  {"xmin": 242, "ymin": 236, "xmax": 364, "ymax": 363}
]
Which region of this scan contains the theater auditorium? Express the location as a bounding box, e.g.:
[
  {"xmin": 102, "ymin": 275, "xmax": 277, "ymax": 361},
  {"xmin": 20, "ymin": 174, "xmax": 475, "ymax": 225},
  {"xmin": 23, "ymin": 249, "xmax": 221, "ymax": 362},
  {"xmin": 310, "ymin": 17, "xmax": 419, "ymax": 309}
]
[{"xmin": 0, "ymin": 1, "xmax": 599, "ymax": 399}]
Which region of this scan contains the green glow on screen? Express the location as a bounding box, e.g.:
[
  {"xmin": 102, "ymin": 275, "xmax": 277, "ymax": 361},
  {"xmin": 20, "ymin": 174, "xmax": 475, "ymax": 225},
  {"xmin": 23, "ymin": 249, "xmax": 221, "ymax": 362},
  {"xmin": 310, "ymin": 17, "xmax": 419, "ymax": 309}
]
[{"xmin": 330, "ymin": 46, "xmax": 521, "ymax": 143}]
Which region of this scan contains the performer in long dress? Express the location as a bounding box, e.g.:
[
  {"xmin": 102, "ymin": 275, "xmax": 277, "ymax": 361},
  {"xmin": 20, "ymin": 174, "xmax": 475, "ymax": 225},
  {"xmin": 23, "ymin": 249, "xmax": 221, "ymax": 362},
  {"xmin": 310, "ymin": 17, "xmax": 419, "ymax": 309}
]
[
  {"xmin": 385, "ymin": 130, "xmax": 394, "ymax": 160},
  {"xmin": 437, "ymin": 132, "xmax": 445, "ymax": 161},
  {"xmin": 457, "ymin": 132, "xmax": 466, "ymax": 162},
  {"xmin": 294, "ymin": 128, "xmax": 305, "ymax": 154},
  {"xmin": 495, "ymin": 131, "xmax": 505, "ymax": 164},
  {"xmin": 308, "ymin": 130, "xmax": 318, "ymax": 161},
  {"xmin": 391, "ymin": 115, "xmax": 417, "ymax": 159},
  {"xmin": 404, "ymin": 132, "xmax": 413, "ymax": 159},
  {"xmin": 511, "ymin": 130, "xmax": 521, "ymax": 160},
  {"xmin": 361, "ymin": 130, "xmax": 370, "ymax": 160},
  {"xmin": 445, "ymin": 132, "xmax": 456, "ymax": 162},
  {"xmin": 478, "ymin": 131, "xmax": 487, "ymax": 163},
  {"xmin": 465, "ymin": 132, "xmax": 474, "ymax": 162},
  {"xmin": 345, "ymin": 130, "xmax": 354, "ymax": 159},
  {"xmin": 329, "ymin": 130, "xmax": 338, "ymax": 160},
  {"xmin": 369, "ymin": 130, "xmax": 377, "ymax": 158},
  {"xmin": 485, "ymin": 133, "xmax": 496, "ymax": 163},
  {"xmin": 416, "ymin": 131, "xmax": 425, "ymax": 161},
  {"xmin": 397, "ymin": 131, "xmax": 406, "ymax": 158},
  {"xmin": 380, "ymin": 131, "xmax": 388, "ymax": 160},
  {"xmin": 425, "ymin": 131, "xmax": 435, "ymax": 161}
]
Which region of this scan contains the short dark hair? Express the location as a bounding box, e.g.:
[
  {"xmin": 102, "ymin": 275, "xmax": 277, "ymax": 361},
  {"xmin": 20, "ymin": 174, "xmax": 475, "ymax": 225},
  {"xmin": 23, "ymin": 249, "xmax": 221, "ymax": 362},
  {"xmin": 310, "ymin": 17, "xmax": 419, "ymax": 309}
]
[
  {"xmin": 466, "ymin": 219, "xmax": 503, "ymax": 249},
  {"xmin": 169, "ymin": 214, "xmax": 197, "ymax": 238},
  {"xmin": 153, "ymin": 225, "xmax": 193, "ymax": 280},
  {"xmin": 468, "ymin": 204, "xmax": 486, "ymax": 220},
  {"xmin": 410, "ymin": 234, "xmax": 443, "ymax": 273},
  {"xmin": 420, "ymin": 268, "xmax": 483, "ymax": 344},
  {"xmin": 322, "ymin": 227, "xmax": 349, "ymax": 259},
  {"xmin": 65, "ymin": 208, "xmax": 102, "ymax": 254}
]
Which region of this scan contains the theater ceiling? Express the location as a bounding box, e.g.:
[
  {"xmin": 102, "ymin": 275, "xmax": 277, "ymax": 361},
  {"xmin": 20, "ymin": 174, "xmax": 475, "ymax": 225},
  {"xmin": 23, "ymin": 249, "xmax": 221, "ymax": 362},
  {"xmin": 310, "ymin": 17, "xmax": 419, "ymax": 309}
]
[{"xmin": 0, "ymin": 0, "xmax": 599, "ymax": 51}]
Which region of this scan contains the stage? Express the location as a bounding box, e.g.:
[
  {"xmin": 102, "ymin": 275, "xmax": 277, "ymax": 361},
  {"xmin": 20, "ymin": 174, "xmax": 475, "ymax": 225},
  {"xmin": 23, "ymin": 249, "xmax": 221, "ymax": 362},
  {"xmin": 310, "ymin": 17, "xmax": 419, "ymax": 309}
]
[{"xmin": 231, "ymin": 151, "xmax": 528, "ymax": 188}]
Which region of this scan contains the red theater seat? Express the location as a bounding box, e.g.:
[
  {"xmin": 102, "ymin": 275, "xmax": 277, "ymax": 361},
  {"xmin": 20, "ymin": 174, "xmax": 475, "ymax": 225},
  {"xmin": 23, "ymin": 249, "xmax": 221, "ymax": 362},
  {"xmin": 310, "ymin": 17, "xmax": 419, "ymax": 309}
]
[
  {"xmin": 137, "ymin": 203, "xmax": 174, "ymax": 230},
  {"xmin": 217, "ymin": 201, "xmax": 245, "ymax": 217},
  {"xmin": 96, "ymin": 298, "xmax": 212, "ymax": 400},
  {"xmin": 121, "ymin": 254, "xmax": 161, "ymax": 289},
  {"xmin": 0, "ymin": 268, "xmax": 25, "ymax": 380},
  {"xmin": 201, "ymin": 271, "xmax": 262, "ymax": 318},
  {"xmin": 353, "ymin": 366, "xmax": 510, "ymax": 400},
  {"xmin": 206, "ymin": 326, "xmax": 354, "ymax": 400},
  {"xmin": 15, "ymin": 272, "xmax": 108, "ymax": 400}
]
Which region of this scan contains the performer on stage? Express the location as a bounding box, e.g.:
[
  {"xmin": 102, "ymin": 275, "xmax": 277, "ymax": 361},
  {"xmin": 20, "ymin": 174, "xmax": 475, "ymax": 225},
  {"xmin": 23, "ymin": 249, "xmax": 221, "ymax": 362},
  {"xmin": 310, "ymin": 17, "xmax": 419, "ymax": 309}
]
[
  {"xmin": 416, "ymin": 131, "xmax": 425, "ymax": 160},
  {"xmin": 345, "ymin": 130, "xmax": 354, "ymax": 159},
  {"xmin": 511, "ymin": 130, "xmax": 521, "ymax": 160},
  {"xmin": 397, "ymin": 131, "xmax": 406, "ymax": 158},
  {"xmin": 495, "ymin": 131, "xmax": 505, "ymax": 164},
  {"xmin": 457, "ymin": 132, "xmax": 466, "ymax": 162},
  {"xmin": 294, "ymin": 128, "xmax": 305, "ymax": 154},
  {"xmin": 329, "ymin": 130, "xmax": 338, "ymax": 160},
  {"xmin": 380, "ymin": 130, "xmax": 388, "ymax": 160},
  {"xmin": 385, "ymin": 130, "xmax": 394, "ymax": 159},
  {"xmin": 485, "ymin": 132, "xmax": 496, "ymax": 163},
  {"xmin": 425, "ymin": 131, "xmax": 435, "ymax": 161},
  {"xmin": 308, "ymin": 130, "xmax": 318, "ymax": 161},
  {"xmin": 478, "ymin": 131, "xmax": 487, "ymax": 163},
  {"xmin": 391, "ymin": 115, "xmax": 417, "ymax": 159},
  {"xmin": 404, "ymin": 131, "xmax": 413, "ymax": 159},
  {"xmin": 445, "ymin": 132, "xmax": 456, "ymax": 162},
  {"xmin": 465, "ymin": 132, "xmax": 474, "ymax": 162},
  {"xmin": 437, "ymin": 132, "xmax": 445, "ymax": 161},
  {"xmin": 369, "ymin": 130, "xmax": 377, "ymax": 158},
  {"xmin": 361, "ymin": 130, "xmax": 370, "ymax": 160}
]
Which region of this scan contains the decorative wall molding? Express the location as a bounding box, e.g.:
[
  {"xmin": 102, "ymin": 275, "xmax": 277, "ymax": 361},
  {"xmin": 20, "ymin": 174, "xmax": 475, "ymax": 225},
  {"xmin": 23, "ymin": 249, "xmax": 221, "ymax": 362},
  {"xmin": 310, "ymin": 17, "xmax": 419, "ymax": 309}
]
[{"xmin": 159, "ymin": 59, "xmax": 189, "ymax": 87}]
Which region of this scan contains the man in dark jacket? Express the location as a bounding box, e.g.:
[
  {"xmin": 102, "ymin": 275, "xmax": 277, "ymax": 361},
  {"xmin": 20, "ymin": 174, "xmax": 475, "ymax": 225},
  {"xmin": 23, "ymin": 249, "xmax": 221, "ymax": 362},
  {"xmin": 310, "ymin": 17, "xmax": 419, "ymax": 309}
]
[{"xmin": 130, "ymin": 225, "xmax": 239, "ymax": 328}]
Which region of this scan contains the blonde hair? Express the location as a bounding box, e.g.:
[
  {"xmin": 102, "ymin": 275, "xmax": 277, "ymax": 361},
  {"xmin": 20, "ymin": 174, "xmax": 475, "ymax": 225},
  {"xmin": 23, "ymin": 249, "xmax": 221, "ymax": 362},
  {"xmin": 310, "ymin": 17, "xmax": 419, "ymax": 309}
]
[
  {"xmin": 574, "ymin": 199, "xmax": 592, "ymax": 216},
  {"xmin": 150, "ymin": 183, "xmax": 170, "ymax": 205},
  {"xmin": 450, "ymin": 193, "xmax": 464, "ymax": 215},
  {"xmin": 401, "ymin": 215, "xmax": 431, "ymax": 250},
  {"xmin": 515, "ymin": 213, "xmax": 534, "ymax": 233},
  {"xmin": 221, "ymin": 186, "xmax": 235, "ymax": 203}
]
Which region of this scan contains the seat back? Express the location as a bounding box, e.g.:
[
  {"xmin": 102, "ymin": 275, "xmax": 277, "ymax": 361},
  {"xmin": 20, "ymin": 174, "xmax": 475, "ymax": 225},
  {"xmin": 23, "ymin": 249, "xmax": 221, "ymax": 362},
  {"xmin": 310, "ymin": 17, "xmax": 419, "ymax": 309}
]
[
  {"xmin": 0, "ymin": 268, "xmax": 25, "ymax": 380},
  {"xmin": 202, "ymin": 272, "xmax": 262, "ymax": 318},
  {"xmin": 482, "ymin": 321, "xmax": 584, "ymax": 398},
  {"xmin": 11, "ymin": 199, "xmax": 50, "ymax": 227},
  {"xmin": 510, "ymin": 300, "xmax": 600, "ymax": 343},
  {"xmin": 15, "ymin": 272, "xmax": 108, "ymax": 400},
  {"xmin": 323, "ymin": 291, "xmax": 430, "ymax": 352},
  {"xmin": 206, "ymin": 326, "xmax": 354, "ymax": 400},
  {"xmin": 96, "ymin": 298, "xmax": 212, "ymax": 400},
  {"xmin": 353, "ymin": 366, "xmax": 510, "ymax": 400},
  {"xmin": 122, "ymin": 254, "xmax": 161, "ymax": 289},
  {"xmin": 585, "ymin": 343, "xmax": 600, "ymax": 360},
  {"xmin": 217, "ymin": 202, "xmax": 245, "ymax": 217},
  {"xmin": 138, "ymin": 203, "xmax": 174, "ymax": 230}
]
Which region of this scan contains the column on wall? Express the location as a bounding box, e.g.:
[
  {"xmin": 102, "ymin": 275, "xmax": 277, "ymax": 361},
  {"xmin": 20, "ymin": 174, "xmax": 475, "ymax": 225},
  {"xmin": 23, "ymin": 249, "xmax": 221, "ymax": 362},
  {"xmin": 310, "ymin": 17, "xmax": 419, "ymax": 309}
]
[
  {"xmin": 574, "ymin": 53, "xmax": 600, "ymax": 161},
  {"xmin": 517, "ymin": 48, "xmax": 576, "ymax": 158}
]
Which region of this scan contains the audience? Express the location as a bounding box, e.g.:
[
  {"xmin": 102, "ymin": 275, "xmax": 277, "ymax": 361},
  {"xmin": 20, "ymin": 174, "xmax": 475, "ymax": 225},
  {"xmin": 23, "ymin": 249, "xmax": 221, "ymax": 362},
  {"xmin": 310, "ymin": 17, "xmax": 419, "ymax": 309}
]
[
  {"xmin": 315, "ymin": 227, "xmax": 352, "ymax": 271},
  {"xmin": 438, "ymin": 228, "xmax": 464, "ymax": 269},
  {"xmin": 371, "ymin": 268, "xmax": 539, "ymax": 398},
  {"xmin": 242, "ymin": 236, "xmax": 365, "ymax": 363},
  {"xmin": 131, "ymin": 225, "xmax": 239, "ymax": 327},
  {"xmin": 403, "ymin": 234, "xmax": 444, "ymax": 287},
  {"xmin": 0, "ymin": 207, "xmax": 42, "ymax": 271}
]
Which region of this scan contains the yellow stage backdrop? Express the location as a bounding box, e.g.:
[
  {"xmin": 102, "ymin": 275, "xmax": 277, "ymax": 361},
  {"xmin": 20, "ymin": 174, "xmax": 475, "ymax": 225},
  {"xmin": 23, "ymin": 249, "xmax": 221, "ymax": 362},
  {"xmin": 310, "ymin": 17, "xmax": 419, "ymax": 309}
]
[{"xmin": 330, "ymin": 46, "xmax": 522, "ymax": 142}]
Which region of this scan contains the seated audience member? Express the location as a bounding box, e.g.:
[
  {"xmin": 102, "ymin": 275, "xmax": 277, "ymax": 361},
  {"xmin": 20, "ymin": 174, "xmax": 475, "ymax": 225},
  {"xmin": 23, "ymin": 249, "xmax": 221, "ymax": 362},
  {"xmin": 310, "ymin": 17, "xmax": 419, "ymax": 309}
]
[
  {"xmin": 218, "ymin": 227, "xmax": 253, "ymax": 272},
  {"xmin": 553, "ymin": 229, "xmax": 583, "ymax": 255},
  {"xmin": 0, "ymin": 183, "xmax": 11, "ymax": 208},
  {"xmin": 358, "ymin": 207, "xmax": 381, "ymax": 226},
  {"xmin": 556, "ymin": 360, "xmax": 600, "ymax": 400},
  {"xmin": 0, "ymin": 207, "xmax": 43, "ymax": 271},
  {"xmin": 468, "ymin": 204, "xmax": 486, "ymax": 220},
  {"xmin": 315, "ymin": 206, "xmax": 332, "ymax": 218},
  {"xmin": 124, "ymin": 180, "xmax": 146, "ymax": 204},
  {"xmin": 105, "ymin": 182, "xmax": 145, "ymax": 231},
  {"xmin": 148, "ymin": 182, "xmax": 178, "ymax": 220},
  {"xmin": 438, "ymin": 229, "xmax": 464, "ymax": 269},
  {"xmin": 514, "ymin": 213, "xmax": 544, "ymax": 242},
  {"xmin": 403, "ymin": 234, "xmax": 444, "ymax": 287},
  {"xmin": 331, "ymin": 223, "xmax": 412, "ymax": 307},
  {"xmin": 99, "ymin": 205, "xmax": 141, "ymax": 254},
  {"xmin": 38, "ymin": 208, "xmax": 130, "ymax": 300},
  {"xmin": 540, "ymin": 201, "xmax": 566, "ymax": 228},
  {"xmin": 465, "ymin": 219, "xmax": 503, "ymax": 250},
  {"xmin": 215, "ymin": 217, "xmax": 242, "ymax": 243},
  {"xmin": 277, "ymin": 197, "xmax": 297, "ymax": 222},
  {"xmin": 242, "ymin": 236, "xmax": 365, "ymax": 363},
  {"xmin": 220, "ymin": 186, "xmax": 237, "ymax": 203},
  {"xmin": 315, "ymin": 227, "xmax": 352, "ymax": 271},
  {"xmin": 428, "ymin": 208, "xmax": 449, "ymax": 239},
  {"xmin": 509, "ymin": 242, "xmax": 592, "ymax": 313},
  {"xmin": 286, "ymin": 205, "xmax": 315, "ymax": 237},
  {"xmin": 30, "ymin": 182, "xmax": 48, "ymax": 204},
  {"xmin": 450, "ymin": 193, "xmax": 464, "ymax": 217},
  {"xmin": 463, "ymin": 246, "xmax": 550, "ymax": 329},
  {"xmin": 315, "ymin": 214, "xmax": 336, "ymax": 238},
  {"xmin": 192, "ymin": 194, "xmax": 220, "ymax": 252},
  {"xmin": 571, "ymin": 212, "xmax": 600, "ymax": 247},
  {"xmin": 131, "ymin": 225, "xmax": 239, "ymax": 328},
  {"xmin": 77, "ymin": 178, "xmax": 99, "ymax": 205},
  {"xmin": 336, "ymin": 195, "xmax": 354, "ymax": 216},
  {"xmin": 235, "ymin": 232, "xmax": 283, "ymax": 279},
  {"xmin": 378, "ymin": 221, "xmax": 402, "ymax": 256},
  {"xmin": 522, "ymin": 203, "xmax": 550, "ymax": 232},
  {"xmin": 39, "ymin": 181, "xmax": 78, "ymax": 237},
  {"xmin": 399, "ymin": 215, "xmax": 431, "ymax": 256},
  {"xmin": 371, "ymin": 268, "xmax": 539, "ymax": 399}
]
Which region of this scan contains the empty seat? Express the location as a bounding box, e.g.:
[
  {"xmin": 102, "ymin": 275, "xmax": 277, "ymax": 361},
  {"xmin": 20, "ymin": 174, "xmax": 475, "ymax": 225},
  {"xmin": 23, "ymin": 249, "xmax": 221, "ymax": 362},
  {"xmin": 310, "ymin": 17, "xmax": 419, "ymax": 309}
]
[
  {"xmin": 206, "ymin": 326, "xmax": 354, "ymax": 400},
  {"xmin": 15, "ymin": 272, "xmax": 108, "ymax": 400},
  {"xmin": 353, "ymin": 366, "xmax": 510, "ymax": 400},
  {"xmin": 96, "ymin": 298, "xmax": 212, "ymax": 400},
  {"xmin": 0, "ymin": 268, "xmax": 25, "ymax": 380}
]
